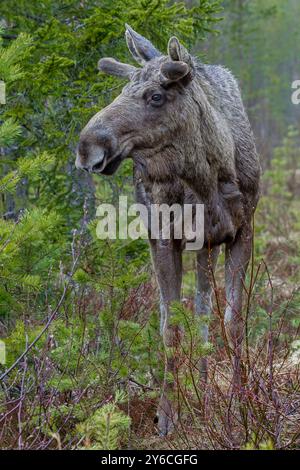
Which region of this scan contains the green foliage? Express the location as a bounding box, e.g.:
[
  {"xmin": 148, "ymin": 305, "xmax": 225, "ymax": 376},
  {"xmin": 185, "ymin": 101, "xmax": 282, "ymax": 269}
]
[
  {"xmin": 4, "ymin": 320, "xmax": 44, "ymax": 366},
  {"xmin": 0, "ymin": 33, "xmax": 32, "ymax": 83},
  {"xmin": 244, "ymin": 436, "xmax": 274, "ymax": 450},
  {"xmin": 0, "ymin": 118, "xmax": 21, "ymax": 147},
  {"xmin": 77, "ymin": 392, "xmax": 131, "ymax": 450},
  {"xmin": 0, "ymin": 207, "xmax": 63, "ymax": 318},
  {"xmin": 0, "ymin": 152, "xmax": 54, "ymax": 192},
  {"xmin": 0, "ymin": 35, "xmax": 65, "ymax": 323}
]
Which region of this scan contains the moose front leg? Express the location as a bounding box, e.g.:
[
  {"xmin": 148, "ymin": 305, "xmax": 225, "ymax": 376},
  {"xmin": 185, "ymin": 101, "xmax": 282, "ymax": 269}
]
[
  {"xmin": 150, "ymin": 238, "xmax": 183, "ymax": 436},
  {"xmin": 224, "ymin": 225, "xmax": 252, "ymax": 387},
  {"xmin": 196, "ymin": 246, "xmax": 220, "ymax": 380}
]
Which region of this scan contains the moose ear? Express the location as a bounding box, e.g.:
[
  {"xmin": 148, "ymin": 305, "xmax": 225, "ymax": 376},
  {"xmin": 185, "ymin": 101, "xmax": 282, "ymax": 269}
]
[
  {"xmin": 168, "ymin": 37, "xmax": 192, "ymax": 67},
  {"xmin": 125, "ymin": 24, "xmax": 161, "ymax": 64},
  {"xmin": 160, "ymin": 61, "xmax": 190, "ymax": 82},
  {"xmin": 98, "ymin": 58, "xmax": 137, "ymax": 79}
]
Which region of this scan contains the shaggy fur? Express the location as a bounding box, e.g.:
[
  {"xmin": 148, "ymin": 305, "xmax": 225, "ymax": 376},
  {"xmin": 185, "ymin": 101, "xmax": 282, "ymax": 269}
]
[{"xmin": 76, "ymin": 26, "xmax": 261, "ymax": 436}]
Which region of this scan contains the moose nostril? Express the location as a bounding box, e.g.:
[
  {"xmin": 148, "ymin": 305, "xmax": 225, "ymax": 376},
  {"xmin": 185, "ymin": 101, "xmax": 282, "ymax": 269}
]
[
  {"xmin": 79, "ymin": 130, "xmax": 112, "ymax": 158},
  {"xmin": 77, "ymin": 127, "xmax": 113, "ymax": 175}
]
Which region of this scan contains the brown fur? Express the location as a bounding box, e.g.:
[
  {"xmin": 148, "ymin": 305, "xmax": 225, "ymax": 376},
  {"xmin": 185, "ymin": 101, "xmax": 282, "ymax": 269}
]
[{"xmin": 76, "ymin": 26, "xmax": 261, "ymax": 435}]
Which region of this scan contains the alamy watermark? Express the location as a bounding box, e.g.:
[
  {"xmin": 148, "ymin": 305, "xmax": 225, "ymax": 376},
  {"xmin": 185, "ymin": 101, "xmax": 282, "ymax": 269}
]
[
  {"xmin": 291, "ymin": 80, "xmax": 300, "ymax": 105},
  {"xmin": 0, "ymin": 80, "xmax": 5, "ymax": 105},
  {"xmin": 96, "ymin": 196, "xmax": 204, "ymax": 251},
  {"xmin": 0, "ymin": 340, "xmax": 6, "ymax": 365}
]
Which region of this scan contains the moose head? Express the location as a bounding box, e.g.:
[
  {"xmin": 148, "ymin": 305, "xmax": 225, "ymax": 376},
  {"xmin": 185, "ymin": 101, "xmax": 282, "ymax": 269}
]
[{"xmin": 76, "ymin": 25, "xmax": 199, "ymax": 180}]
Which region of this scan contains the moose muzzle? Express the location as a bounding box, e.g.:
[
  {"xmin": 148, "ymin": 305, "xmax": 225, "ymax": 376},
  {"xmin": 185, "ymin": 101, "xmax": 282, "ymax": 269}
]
[{"xmin": 76, "ymin": 127, "xmax": 117, "ymax": 174}]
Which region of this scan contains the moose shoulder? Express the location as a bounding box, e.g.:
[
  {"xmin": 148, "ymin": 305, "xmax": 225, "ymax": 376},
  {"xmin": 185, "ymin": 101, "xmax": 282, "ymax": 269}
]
[{"xmin": 76, "ymin": 25, "xmax": 261, "ymax": 436}]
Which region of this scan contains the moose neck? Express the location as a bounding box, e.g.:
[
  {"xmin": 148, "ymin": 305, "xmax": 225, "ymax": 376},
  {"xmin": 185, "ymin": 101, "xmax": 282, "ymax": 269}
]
[
  {"xmin": 137, "ymin": 76, "xmax": 237, "ymax": 205},
  {"xmin": 183, "ymin": 77, "xmax": 237, "ymax": 198}
]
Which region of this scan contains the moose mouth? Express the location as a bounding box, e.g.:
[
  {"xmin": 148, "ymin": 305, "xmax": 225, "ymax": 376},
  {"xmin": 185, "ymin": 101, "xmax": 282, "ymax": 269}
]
[{"xmin": 91, "ymin": 153, "xmax": 123, "ymax": 176}]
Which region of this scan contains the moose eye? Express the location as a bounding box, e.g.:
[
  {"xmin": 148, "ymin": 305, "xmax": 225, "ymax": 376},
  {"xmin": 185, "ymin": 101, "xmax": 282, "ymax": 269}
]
[{"xmin": 151, "ymin": 93, "xmax": 162, "ymax": 102}]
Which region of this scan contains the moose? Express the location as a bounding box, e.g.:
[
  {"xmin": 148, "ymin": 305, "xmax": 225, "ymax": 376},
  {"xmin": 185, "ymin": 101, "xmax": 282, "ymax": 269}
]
[{"xmin": 76, "ymin": 25, "xmax": 261, "ymax": 435}]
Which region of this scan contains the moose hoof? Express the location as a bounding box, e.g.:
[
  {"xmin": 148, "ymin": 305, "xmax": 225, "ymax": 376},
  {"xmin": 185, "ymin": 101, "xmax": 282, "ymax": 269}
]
[{"xmin": 156, "ymin": 395, "xmax": 178, "ymax": 436}]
